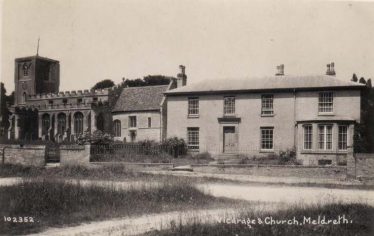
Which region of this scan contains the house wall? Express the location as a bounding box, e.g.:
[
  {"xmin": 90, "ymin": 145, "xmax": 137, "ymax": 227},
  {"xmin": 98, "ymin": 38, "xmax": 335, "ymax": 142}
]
[
  {"xmin": 112, "ymin": 111, "xmax": 162, "ymax": 142},
  {"xmin": 167, "ymin": 89, "xmax": 361, "ymax": 162},
  {"xmin": 295, "ymin": 90, "xmax": 361, "ymax": 121},
  {"xmin": 167, "ymin": 92, "xmax": 296, "ymax": 155}
]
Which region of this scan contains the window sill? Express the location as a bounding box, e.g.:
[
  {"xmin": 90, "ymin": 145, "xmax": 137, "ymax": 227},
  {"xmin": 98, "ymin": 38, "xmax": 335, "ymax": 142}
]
[
  {"xmin": 187, "ymin": 149, "xmax": 199, "ymax": 152},
  {"xmin": 223, "ymin": 114, "xmax": 236, "ymax": 117},
  {"xmin": 260, "ymin": 149, "xmax": 275, "ymax": 153},
  {"xmin": 300, "ymin": 150, "xmax": 348, "ymax": 154},
  {"xmin": 188, "ymin": 115, "xmax": 199, "ymax": 119},
  {"xmin": 318, "ymin": 112, "xmax": 334, "ymax": 116},
  {"xmin": 261, "ymin": 113, "xmax": 274, "ymax": 117}
]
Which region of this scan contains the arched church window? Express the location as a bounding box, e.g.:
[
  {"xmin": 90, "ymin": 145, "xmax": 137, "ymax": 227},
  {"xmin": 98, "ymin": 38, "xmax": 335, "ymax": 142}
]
[
  {"xmin": 22, "ymin": 92, "xmax": 27, "ymax": 104},
  {"xmin": 42, "ymin": 114, "xmax": 50, "ymax": 135},
  {"xmin": 74, "ymin": 112, "xmax": 84, "ymax": 135},
  {"xmin": 96, "ymin": 113, "xmax": 105, "ymax": 131},
  {"xmin": 57, "ymin": 113, "xmax": 66, "ymax": 134}
]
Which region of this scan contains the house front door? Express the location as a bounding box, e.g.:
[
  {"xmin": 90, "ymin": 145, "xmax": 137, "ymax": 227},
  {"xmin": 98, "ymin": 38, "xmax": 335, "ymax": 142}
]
[{"xmin": 223, "ymin": 126, "xmax": 238, "ymax": 153}]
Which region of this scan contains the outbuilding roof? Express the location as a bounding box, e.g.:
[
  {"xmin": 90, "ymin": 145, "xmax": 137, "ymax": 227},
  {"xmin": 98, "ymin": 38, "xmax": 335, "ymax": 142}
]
[
  {"xmin": 165, "ymin": 75, "xmax": 364, "ymax": 95},
  {"xmin": 112, "ymin": 85, "xmax": 169, "ymax": 112}
]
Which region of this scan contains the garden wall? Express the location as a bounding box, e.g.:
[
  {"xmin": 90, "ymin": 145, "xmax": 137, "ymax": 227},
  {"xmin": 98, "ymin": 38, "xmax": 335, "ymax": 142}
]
[
  {"xmin": 347, "ymin": 153, "xmax": 374, "ymax": 179},
  {"xmin": 0, "ymin": 144, "xmax": 46, "ymax": 166},
  {"xmin": 192, "ymin": 164, "xmax": 347, "ymax": 179},
  {"xmin": 60, "ymin": 144, "xmax": 90, "ymax": 167}
]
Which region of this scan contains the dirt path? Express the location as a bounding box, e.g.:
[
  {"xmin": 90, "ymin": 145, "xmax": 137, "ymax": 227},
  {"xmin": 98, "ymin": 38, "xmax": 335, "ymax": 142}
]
[
  {"xmin": 0, "ymin": 177, "xmax": 22, "ymax": 186},
  {"xmin": 26, "ymin": 207, "xmax": 246, "ymax": 236},
  {"xmin": 197, "ymin": 183, "xmax": 374, "ymax": 206},
  {"xmin": 145, "ymin": 170, "xmax": 364, "ymax": 186}
]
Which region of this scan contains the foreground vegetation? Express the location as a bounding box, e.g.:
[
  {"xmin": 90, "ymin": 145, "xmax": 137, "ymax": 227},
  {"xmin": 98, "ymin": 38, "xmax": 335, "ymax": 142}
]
[
  {"xmin": 0, "ymin": 178, "xmax": 238, "ymax": 235},
  {"xmin": 0, "ymin": 164, "xmax": 221, "ymax": 183},
  {"xmin": 1, "ymin": 164, "xmax": 374, "ymax": 190},
  {"xmin": 145, "ymin": 203, "xmax": 374, "ymax": 236}
]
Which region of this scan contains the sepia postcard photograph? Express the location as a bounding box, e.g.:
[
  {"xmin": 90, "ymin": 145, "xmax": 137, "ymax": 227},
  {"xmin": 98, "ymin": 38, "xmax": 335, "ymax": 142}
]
[{"xmin": 0, "ymin": 0, "xmax": 374, "ymax": 235}]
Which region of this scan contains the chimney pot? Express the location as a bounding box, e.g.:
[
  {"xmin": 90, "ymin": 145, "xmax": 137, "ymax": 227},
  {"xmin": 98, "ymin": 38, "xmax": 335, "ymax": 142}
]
[
  {"xmin": 176, "ymin": 65, "xmax": 187, "ymax": 87},
  {"xmin": 326, "ymin": 62, "xmax": 336, "ymax": 76},
  {"xmin": 179, "ymin": 65, "xmax": 185, "ymax": 75}
]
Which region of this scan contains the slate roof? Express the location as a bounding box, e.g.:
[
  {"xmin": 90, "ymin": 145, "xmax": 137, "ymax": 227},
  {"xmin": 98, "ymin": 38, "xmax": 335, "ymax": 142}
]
[
  {"xmin": 165, "ymin": 75, "xmax": 364, "ymax": 95},
  {"xmin": 113, "ymin": 85, "xmax": 169, "ymax": 112}
]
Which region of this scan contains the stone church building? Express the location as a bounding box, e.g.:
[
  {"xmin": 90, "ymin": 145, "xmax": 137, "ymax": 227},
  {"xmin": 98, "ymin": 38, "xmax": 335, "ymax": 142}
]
[
  {"xmin": 6, "ymin": 54, "xmax": 186, "ymax": 143},
  {"xmin": 7, "ymin": 55, "xmax": 112, "ymax": 142}
]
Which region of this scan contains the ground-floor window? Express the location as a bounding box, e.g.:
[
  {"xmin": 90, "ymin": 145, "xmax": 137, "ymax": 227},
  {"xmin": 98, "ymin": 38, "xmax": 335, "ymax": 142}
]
[
  {"xmin": 187, "ymin": 127, "xmax": 199, "ymax": 150},
  {"xmin": 303, "ymin": 124, "xmax": 313, "ymax": 150},
  {"xmin": 130, "ymin": 130, "xmax": 136, "ymax": 142},
  {"xmin": 113, "ymin": 120, "xmax": 121, "ymax": 137},
  {"xmin": 318, "ymin": 124, "xmax": 333, "ymax": 150},
  {"xmin": 261, "ymin": 127, "xmax": 273, "ymax": 150},
  {"xmin": 338, "ymin": 125, "xmax": 348, "ymax": 150}
]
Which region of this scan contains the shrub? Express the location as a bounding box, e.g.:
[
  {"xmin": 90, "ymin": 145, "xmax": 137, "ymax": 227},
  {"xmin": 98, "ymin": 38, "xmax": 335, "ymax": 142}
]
[
  {"xmin": 76, "ymin": 130, "xmax": 113, "ymax": 145},
  {"xmin": 162, "ymin": 137, "xmax": 187, "ymax": 157},
  {"xmin": 192, "ymin": 152, "xmax": 213, "ymax": 160},
  {"xmin": 278, "ymin": 148, "xmax": 297, "ymax": 165}
]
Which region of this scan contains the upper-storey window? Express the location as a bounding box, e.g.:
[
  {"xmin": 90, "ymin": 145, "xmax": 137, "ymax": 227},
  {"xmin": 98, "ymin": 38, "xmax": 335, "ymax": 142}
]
[
  {"xmin": 129, "ymin": 116, "xmax": 137, "ymax": 128},
  {"xmin": 224, "ymin": 96, "xmax": 235, "ymax": 115},
  {"xmin": 188, "ymin": 97, "xmax": 199, "ymax": 117},
  {"xmin": 261, "ymin": 94, "xmax": 274, "ymax": 115},
  {"xmin": 318, "ymin": 92, "xmax": 333, "ymax": 113}
]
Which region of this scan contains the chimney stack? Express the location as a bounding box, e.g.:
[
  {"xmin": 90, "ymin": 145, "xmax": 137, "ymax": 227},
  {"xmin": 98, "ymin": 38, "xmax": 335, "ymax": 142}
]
[
  {"xmin": 275, "ymin": 64, "xmax": 284, "ymax": 76},
  {"xmin": 326, "ymin": 62, "xmax": 336, "ymax": 76},
  {"xmin": 176, "ymin": 65, "xmax": 187, "ymax": 87}
]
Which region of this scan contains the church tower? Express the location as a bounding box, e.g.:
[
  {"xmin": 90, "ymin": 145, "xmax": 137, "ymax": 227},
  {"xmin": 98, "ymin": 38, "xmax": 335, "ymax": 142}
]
[{"xmin": 14, "ymin": 55, "xmax": 60, "ymax": 105}]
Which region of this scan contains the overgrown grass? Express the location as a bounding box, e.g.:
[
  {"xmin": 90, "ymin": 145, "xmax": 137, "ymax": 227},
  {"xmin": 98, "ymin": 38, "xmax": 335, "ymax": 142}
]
[
  {"xmin": 2, "ymin": 164, "xmax": 374, "ymax": 190},
  {"xmin": 145, "ymin": 203, "xmax": 374, "ymax": 236},
  {"xmin": 0, "ymin": 178, "xmax": 235, "ymax": 235},
  {"xmin": 0, "ymin": 163, "xmax": 153, "ymax": 180}
]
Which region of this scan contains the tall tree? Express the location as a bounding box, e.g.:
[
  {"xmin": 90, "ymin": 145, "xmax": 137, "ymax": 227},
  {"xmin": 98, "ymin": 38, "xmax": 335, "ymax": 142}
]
[
  {"xmin": 354, "ymin": 75, "xmax": 374, "ymax": 152},
  {"xmin": 92, "ymin": 79, "xmax": 115, "ymax": 90},
  {"xmin": 0, "ymin": 83, "xmax": 13, "ymax": 138}
]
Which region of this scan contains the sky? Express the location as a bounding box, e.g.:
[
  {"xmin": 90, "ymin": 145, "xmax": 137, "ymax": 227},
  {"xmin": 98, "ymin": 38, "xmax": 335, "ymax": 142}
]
[{"xmin": 1, "ymin": 0, "xmax": 374, "ymax": 92}]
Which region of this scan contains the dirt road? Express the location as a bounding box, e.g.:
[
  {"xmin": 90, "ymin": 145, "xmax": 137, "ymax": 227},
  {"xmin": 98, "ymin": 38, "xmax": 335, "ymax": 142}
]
[{"xmin": 197, "ymin": 183, "xmax": 374, "ymax": 206}]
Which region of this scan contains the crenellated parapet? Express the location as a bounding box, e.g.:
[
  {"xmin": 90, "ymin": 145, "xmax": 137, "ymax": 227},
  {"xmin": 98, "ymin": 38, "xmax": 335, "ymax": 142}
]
[{"xmin": 28, "ymin": 88, "xmax": 110, "ymax": 100}]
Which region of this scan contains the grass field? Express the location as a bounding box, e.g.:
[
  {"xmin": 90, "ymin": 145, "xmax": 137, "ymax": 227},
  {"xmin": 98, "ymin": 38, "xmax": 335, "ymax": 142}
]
[
  {"xmin": 0, "ymin": 177, "xmax": 241, "ymax": 235},
  {"xmin": 144, "ymin": 203, "xmax": 374, "ymax": 236}
]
